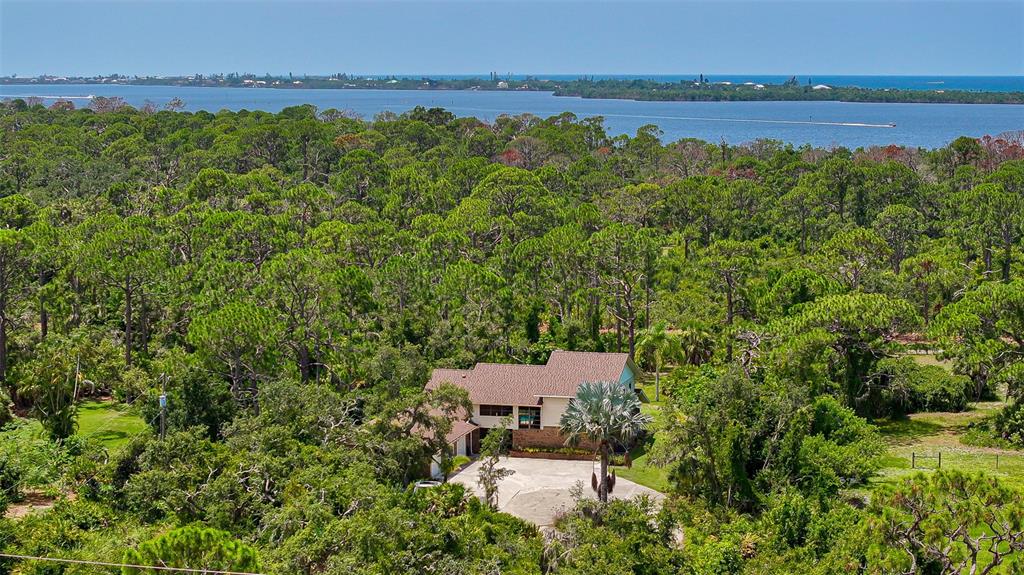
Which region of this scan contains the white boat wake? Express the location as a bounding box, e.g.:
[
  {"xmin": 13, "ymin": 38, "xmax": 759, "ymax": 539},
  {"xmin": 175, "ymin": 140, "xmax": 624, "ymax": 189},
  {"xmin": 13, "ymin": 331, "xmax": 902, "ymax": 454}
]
[
  {"xmin": 599, "ymin": 112, "xmax": 896, "ymax": 128},
  {"xmin": 448, "ymin": 105, "xmax": 895, "ymax": 128},
  {"xmin": 0, "ymin": 94, "xmax": 95, "ymax": 100}
]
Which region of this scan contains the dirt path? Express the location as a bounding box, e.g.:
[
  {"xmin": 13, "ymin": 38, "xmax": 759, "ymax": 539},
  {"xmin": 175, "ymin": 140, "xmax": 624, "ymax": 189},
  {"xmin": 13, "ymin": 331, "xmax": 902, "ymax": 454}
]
[{"xmin": 4, "ymin": 490, "xmax": 57, "ymax": 519}]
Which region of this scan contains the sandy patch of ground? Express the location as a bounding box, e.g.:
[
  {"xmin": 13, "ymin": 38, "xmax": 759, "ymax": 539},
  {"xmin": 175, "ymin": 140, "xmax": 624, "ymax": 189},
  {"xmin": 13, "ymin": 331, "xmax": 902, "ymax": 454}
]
[{"xmin": 4, "ymin": 490, "xmax": 59, "ymax": 519}]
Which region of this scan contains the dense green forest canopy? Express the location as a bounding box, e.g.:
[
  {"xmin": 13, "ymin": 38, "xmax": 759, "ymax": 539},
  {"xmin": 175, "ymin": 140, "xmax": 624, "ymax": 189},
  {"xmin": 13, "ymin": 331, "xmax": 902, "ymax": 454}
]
[{"xmin": 1, "ymin": 98, "xmax": 1023, "ymax": 574}]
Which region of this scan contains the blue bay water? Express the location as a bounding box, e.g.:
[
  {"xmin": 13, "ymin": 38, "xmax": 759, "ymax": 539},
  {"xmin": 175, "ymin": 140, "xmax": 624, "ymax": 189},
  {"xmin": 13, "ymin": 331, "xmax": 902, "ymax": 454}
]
[{"xmin": 2, "ymin": 83, "xmax": 1022, "ymax": 149}]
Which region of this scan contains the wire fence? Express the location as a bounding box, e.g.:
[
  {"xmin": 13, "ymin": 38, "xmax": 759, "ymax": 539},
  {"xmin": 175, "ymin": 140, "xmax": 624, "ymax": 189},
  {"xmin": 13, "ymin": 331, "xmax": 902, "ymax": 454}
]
[{"xmin": 911, "ymin": 451, "xmax": 1011, "ymax": 471}]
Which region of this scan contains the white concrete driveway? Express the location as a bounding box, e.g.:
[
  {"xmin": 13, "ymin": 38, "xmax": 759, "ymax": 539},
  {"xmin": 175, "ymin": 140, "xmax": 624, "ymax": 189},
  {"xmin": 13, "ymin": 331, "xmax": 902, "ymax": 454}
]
[{"xmin": 450, "ymin": 456, "xmax": 663, "ymax": 526}]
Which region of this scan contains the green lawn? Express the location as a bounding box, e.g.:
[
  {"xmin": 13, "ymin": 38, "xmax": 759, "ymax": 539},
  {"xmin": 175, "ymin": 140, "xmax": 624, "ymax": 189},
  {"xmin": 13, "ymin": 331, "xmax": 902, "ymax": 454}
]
[
  {"xmin": 613, "ymin": 434, "xmax": 671, "ymax": 493},
  {"xmin": 905, "ymin": 352, "xmax": 954, "ymax": 370},
  {"xmin": 872, "ymin": 402, "xmax": 1024, "ymax": 491},
  {"xmin": 76, "ymin": 400, "xmax": 148, "ymax": 450},
  {"xmin": 611, "ymin": 399, "xmax": 672, "ymax": 493}
]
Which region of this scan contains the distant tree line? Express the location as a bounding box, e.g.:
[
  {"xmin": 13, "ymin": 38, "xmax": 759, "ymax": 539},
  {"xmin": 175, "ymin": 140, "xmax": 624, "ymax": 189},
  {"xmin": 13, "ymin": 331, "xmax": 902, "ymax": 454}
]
[{"xmin": 5, "ymin": 74, "xmax": 1023, "ymax": 104}]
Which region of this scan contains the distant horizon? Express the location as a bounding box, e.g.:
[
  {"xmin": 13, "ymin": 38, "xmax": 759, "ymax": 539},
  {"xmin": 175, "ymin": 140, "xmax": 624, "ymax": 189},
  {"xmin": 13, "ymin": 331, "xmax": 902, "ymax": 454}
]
[{"xmin": 10, "ymin": 73, "xmax": 1024, "ymax": 79}]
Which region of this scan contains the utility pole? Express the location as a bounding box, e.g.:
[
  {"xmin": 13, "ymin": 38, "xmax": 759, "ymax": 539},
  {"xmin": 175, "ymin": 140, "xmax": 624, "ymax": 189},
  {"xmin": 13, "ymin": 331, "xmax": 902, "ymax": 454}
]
[{"xmin": 158, "ymin": 372, "xmax": 167, "ymax": 441}]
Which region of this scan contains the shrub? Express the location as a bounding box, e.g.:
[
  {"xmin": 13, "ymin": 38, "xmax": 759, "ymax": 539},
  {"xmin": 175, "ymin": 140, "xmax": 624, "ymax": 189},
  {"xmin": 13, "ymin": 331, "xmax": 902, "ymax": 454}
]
[
  {"xmin": 778, "ymin": 396, "xmax": 884, "ymax": 498},
  {"xmin": 114, "ymin": 367, "xmax": 154, "ymax": 404},
  {"xmin": 123, "ymin": 525, "xmax": 260, "ymax": 575},
  {"xmin": 994, "ymin": 400, "xmax": 1024, "ymax": 447},
  {"xmin": 0, "ymin": 466, "xmax": 15, "ymax": 516},
  {"xmin": 911, "ymin": 364, "xmax": 970, "ymax": 412},
  {"xmin": 514, "ymin": 446, "xmax": 629, "ymax": 465},
  {"xmin": 0, "ymin": 430, "xmax": 94, "ymax": 514},
  {"xmin": 690, "ymin": 538, "xmax": 744, "ymax": 575},
  {"xmin": 0, "ymin": 437, "xmax": 26, "ymax": 504},
  {"xmin": 961, "ymin": 419, "xmax": 1015, "ymax": 449},
  {"xmin": 765, "ymin": 490, "xmax": 812, "ymax": 548},
  {"xmin": 870, "ymin": 357, "xmax": 969, "ymax": 417},
  {"xmin": 0, "ymin": 388, "xmax": 11, "ymax": 428},
  {"xmin": 139, "ymin": 354, "xmax": 237, "ymax": 440}
]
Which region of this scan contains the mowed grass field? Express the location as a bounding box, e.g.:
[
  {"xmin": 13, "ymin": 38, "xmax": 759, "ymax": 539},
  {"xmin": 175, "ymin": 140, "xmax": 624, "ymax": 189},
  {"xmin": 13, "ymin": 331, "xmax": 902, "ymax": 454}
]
[
  {"xmin": 872, "ymin": 402, "xmax": 1024, "ymax": 491},
  {"xmin": 872, "ymin": 353, "xmax": 1024, "ymax": 491},
  {"xmin": 7, "ymin": 400, "xmax": 147, "ymax": 450},
  {"xmin": 75, "ymin": 399, "xmax": 148, "ymax": 450}
]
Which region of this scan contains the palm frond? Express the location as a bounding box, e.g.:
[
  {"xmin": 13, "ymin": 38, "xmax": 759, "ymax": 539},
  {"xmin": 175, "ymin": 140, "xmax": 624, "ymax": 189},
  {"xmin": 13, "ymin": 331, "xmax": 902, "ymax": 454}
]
[{"xmin": 559, "ymin": 380, "xmax": 652, "ymax": 448}]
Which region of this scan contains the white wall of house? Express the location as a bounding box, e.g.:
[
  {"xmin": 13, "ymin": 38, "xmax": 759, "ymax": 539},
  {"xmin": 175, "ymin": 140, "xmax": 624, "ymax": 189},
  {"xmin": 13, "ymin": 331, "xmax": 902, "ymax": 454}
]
[
  {"xmin": 540, "ymin": 397, "xmax": 569, "ymax": 428},
  {"xmin": 430, "ymin": 435, "xmax": 470, "ymax": 478}
]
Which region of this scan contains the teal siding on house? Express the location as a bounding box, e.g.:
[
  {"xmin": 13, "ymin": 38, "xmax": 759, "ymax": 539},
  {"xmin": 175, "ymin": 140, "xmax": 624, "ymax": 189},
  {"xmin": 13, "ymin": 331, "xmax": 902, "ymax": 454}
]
[{"xmin": 619, "ymin": 365, "xmax": 635, "ymax": 390}]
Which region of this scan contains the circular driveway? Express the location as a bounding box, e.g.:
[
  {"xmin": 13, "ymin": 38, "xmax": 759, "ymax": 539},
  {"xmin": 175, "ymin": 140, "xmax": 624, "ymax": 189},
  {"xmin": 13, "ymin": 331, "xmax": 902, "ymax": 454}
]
[{"xmin": 449, "ymin": 456, "xmax": 663, "ymax": 526}]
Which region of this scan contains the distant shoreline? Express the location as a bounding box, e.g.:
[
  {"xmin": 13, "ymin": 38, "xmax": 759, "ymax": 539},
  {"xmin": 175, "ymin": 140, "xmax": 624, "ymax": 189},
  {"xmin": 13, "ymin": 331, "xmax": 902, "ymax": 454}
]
[{"xmin": 3, "ymin": 75, "xmax": 1024, "ymax": 105}]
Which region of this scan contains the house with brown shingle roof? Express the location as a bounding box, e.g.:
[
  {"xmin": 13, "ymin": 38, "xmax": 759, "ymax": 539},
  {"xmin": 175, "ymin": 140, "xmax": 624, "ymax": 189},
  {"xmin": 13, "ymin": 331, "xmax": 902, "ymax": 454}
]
[{"xmin": 425, "ymin": 351, "xmax": 640, "ymax": 466}]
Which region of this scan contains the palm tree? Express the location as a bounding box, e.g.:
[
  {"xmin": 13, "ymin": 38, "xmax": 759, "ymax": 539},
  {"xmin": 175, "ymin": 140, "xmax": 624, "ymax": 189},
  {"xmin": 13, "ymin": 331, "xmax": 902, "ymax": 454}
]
[
  {"xmin": 636, "ymin": 321, "xmax": 681, "ymax": 401},
  {"xmin": 678, "ymin": 322, "xmax": 715, "ymax": 366},
  {"xmin": 560, "ymin": 380, "xmax": 652, "ymax": 503}
]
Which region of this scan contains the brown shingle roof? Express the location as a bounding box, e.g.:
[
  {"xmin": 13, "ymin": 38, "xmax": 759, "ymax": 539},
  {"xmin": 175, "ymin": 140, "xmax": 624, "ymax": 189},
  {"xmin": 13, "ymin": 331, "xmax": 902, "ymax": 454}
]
[
  {"xmin": 426, "ymin": 351, "xmax": 634, "ymax": 406},
  {"xmin": 411, "ymin": 409, "xmax": 478, "ymax": 445},
  {"xmin": 539, "ymin": 350, "xmax": 635, "ymax": 398},
  {"xmin": 447, "ymin": 420, "xmax": 478, "ymax": 443}
]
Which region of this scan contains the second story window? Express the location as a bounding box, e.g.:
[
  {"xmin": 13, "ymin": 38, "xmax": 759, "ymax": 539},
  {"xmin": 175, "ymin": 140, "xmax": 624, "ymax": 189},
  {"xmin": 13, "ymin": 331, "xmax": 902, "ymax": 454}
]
[{"xmin": 480, "ymin": 404, "xmax": 513, "ymax": 417}]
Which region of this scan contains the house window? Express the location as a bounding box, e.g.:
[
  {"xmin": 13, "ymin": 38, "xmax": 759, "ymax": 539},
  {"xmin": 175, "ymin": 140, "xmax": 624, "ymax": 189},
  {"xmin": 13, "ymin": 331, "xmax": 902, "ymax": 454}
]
[
  {"xmin": 518, "ymin": 406, "xmax": 541, "ymax": 429},
  {"xmin": 480, "ymin": 405, "xmax": 513, "ymax": 417}
]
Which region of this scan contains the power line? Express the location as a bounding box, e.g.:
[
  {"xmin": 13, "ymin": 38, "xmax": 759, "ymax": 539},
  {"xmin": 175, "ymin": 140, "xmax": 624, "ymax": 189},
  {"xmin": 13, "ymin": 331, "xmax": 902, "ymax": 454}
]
[{"xmin": 0, "ymin": 553, "xmax": 265, "ymax": 575}]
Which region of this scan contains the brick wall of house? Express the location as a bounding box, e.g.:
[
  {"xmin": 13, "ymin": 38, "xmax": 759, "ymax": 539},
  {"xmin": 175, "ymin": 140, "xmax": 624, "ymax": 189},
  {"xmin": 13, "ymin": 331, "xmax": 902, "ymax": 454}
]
[{"xmin": 511, "ymin": 427, "xmax": 600, "ymax": 451}]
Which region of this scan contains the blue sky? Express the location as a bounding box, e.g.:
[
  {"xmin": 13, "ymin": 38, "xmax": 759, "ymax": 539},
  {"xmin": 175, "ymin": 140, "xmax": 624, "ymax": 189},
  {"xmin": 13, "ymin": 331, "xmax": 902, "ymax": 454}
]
[{"xmin": 2, "ymin": 1, "xmax": 1022, "ymax": 77}]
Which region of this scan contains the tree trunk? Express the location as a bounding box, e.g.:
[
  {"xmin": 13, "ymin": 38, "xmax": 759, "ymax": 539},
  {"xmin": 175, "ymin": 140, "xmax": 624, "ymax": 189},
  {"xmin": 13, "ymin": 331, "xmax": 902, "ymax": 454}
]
[
  {"xmin": 39, "ymin": 298, "xmax": 47, "ymax": 339},
  {"xmin": 251, "ymin": 381, "xmax": 260, "ymax": 415},
  {"xmin": 599, "ymin": 441, "xmax": 610, "ymax": 503},
  {"xmin": 799, "ymin": 217, "xmax": 807, "ymax": 256},
  {"xmin": 124, "ymin": 281, "xmax": 133, "ymax": 367},
  {"xmin": 70, "ymin": 274, "xmax": 81, "ymax": 327},
  {"xmin": 644, "ymin": 274, "xmax": 651, "ymax": 330},
  {"xmin": 627, "ymin": 316, "xmax": 636, "ymax": 359},
  {"xmin": 140, "ymin": 291, "xmax": 149, "ymax": 355},
  {"xmin": 725, "ymin": 284, "xmax": 734, "ymax": 362},
  {"xmin": 230, "ymin": 355, "xmax": 242, "ymax": 399},
  {"xmin": 301, "ymin": 141, "xmax": 310, "ymax": 181},
  {"xmin": 615, "ymin": 295, "xmax": 623, "ymax": 353},
  {"xmin": 1002, "ymin": 239, "xmax": 1012, "ymax": 282},
  {"xmin": 921, "ymin": 283, "xmax": 931, "ymax": 325},
  {"xmin": 39, "ymin": 270, "xmax": 48, "ymax": 339},
  {"xmin": 0, "ymin": 319, "xmax": 7, "ymax": 384},
  {"xmin": 297, "ymin": 344, "xmax": 312, "ymax": 383},
  {"xmin": 654, "ymin": 358, "xmax": 661, "ymax": 402}
]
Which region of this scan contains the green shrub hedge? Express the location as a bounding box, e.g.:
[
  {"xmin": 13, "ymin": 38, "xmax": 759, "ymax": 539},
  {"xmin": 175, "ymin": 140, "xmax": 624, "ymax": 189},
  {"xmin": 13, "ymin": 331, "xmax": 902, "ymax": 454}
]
[
  {"xmin": 994, "ymin": 400, "xmax": 1024, "ymax": 447},
  {"xmin": 871, "ymin": 357, "xmax": 970, "ymax": 417}
]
